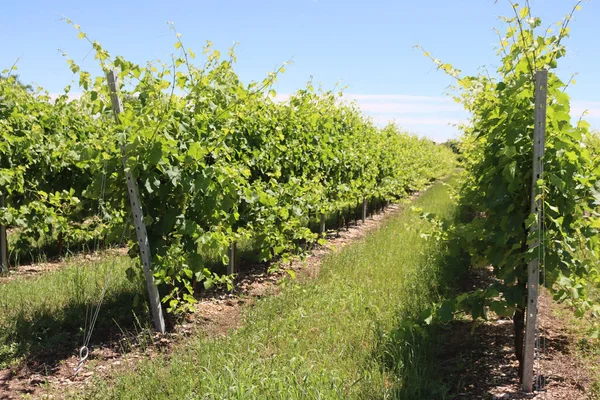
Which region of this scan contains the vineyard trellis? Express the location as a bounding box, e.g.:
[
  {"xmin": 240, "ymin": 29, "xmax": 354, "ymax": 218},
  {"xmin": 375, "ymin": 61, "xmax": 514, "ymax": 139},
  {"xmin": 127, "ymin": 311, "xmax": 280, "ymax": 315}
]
[
  {"xmin": 1, "ymin": 2, "xmax": 599, "ymax": 396},
  {"xmin": 0, "ymin": 24, "xmax": 456, "ymax": 330},
  {"xmin": 420, "ymin": 1, "xmax": 600, "ymax": 392}
]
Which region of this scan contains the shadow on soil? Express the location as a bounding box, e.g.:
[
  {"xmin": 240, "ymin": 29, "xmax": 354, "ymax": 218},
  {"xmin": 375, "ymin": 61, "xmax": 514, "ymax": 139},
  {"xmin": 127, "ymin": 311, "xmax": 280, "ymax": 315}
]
[
  {"xmin": 433, "ymin": 316, "xmax": 572, "ymax": 399},
  {"xmin": 1, "ymin": 286, "xmax": 148, "ymax": 373}
]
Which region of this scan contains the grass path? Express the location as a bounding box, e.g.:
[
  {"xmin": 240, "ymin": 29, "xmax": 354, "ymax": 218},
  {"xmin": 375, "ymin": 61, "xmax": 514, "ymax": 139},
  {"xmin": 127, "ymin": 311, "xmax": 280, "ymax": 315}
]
[{"xmin": 73, "ymin": 179, "xmax": 460, "ymax": 399}]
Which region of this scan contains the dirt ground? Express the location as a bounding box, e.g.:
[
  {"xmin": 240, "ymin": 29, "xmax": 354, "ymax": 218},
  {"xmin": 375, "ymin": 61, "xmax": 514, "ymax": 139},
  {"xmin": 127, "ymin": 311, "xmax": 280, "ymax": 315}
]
[{"xmin": 438, "ymin": 267, "xmax": 596, "ymax": 400}]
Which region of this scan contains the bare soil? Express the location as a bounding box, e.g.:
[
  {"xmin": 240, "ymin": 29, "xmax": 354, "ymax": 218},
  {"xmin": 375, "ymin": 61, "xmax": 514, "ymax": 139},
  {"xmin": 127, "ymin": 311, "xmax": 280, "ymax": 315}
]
[{"xmin": 439, "ymin": 267, "xmax": 595, "ymax": 400}]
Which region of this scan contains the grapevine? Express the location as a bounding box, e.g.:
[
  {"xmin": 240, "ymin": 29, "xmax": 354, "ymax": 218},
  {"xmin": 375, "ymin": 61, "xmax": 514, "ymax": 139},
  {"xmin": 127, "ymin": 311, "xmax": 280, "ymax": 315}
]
[
  {"xmin": 0, "ymin": 24, "xmax": 456, "ymax": 315},
  {"xmin": 421, "ymin": 0, "xmax": 599, "ymax": 377}
]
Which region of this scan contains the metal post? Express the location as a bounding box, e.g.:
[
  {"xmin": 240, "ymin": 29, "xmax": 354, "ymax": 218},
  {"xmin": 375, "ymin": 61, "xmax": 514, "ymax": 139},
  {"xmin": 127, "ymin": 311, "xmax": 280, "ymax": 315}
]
[
  {"xmin": 106, "ymin": 70, "xmax": 166, "ymax": 334},
  {"xmin": 227, "ymin": 241, "xmax": 237, "ymax": 275},
  {"xmin": 523, "ymin": 70, "xmax": 547, "ymax": 392},
  {"xmin": 0, "ymin": 195, "xmax": 7, "ymax": 273}
]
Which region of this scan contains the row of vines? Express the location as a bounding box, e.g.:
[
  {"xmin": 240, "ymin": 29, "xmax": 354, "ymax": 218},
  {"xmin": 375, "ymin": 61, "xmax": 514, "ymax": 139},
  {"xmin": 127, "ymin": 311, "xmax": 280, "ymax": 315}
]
[
  {"xmin": 419, "ymin": 0, "xmax": 600, "ymax": 384},
  {"xmin": 0, "ymin": 24, "xmax": 455, "ymax": 312}
]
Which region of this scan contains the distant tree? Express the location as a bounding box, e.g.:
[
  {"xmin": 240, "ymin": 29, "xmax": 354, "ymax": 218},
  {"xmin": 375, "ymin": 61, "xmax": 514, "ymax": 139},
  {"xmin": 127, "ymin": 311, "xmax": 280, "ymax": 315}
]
[{"xmin": 441, "ymin": 139, "xmax": 461, "ymax": 155}]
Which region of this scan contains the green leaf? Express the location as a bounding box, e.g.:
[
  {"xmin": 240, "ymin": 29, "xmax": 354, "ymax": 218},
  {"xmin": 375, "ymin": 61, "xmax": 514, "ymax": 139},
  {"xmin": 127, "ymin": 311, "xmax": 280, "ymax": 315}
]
[
  {"xmin": 187, "ymin": 142, "xmax": 205, "ymax": 161},
  {"xmin": 519, "ymin": 6, "xmax": 529, "ymax": 19},
  {"xmin": 148, "ymin": 143, "xmax": 163, "ymax": 165}
]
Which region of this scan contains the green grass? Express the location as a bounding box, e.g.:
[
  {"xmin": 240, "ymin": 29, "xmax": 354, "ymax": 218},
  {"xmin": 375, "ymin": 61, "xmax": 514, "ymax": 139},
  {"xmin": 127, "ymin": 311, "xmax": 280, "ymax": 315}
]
[
  {"xmin": 0, "ymin": 255, "xmax": 147, "ymax": 370},
  {"xmin": 71, "ymin": 178, "xmax": 460, "ymax": 399},
  {"xmin": 0, "ymin": 210, "xmax": 368, "ymax": 372},
  {"xmin": 0, "ymin": 231, "xmax": 270, "ymax": 371}
]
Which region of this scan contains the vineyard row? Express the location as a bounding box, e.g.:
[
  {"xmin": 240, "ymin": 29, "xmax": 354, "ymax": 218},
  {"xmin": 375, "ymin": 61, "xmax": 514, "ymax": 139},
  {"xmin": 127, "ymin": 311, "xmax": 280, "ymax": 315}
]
[{"xmin": 0, "ymin": 36, "xmax": 455, "ymax": 314}]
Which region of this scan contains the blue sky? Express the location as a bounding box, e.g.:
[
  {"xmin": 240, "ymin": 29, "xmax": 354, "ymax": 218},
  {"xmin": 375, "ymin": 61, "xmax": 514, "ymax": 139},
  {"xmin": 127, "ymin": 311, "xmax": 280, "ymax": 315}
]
[{"xmin": 2, "ymin": 0, "xmax": 600, "ymax": 141}]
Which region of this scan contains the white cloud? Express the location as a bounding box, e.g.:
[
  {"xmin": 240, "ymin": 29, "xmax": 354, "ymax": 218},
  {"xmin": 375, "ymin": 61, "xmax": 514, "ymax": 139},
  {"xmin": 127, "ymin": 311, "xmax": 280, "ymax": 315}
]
[
  {"xmin": 346, "ymin": 94, "xmax": 454, "ymax": 102},
  {"xmin": 370, "ymin": 114, "xmax": 465, "ymax": 126},
  {"xmin": 273, "ymin": 93, "xmax": 291, "ymax": 102},
  {"xmin": 272, "ymin": 92, "xmax": 467, "ymax": 141},
  {"xmin": 358, "ymin": 102, "xmax": 461, "ymax": 114},
  {"xmin": 390, "ymin": 117, "xmax": 465, "ymax": 126},
  {"xmin": 344, "ymin": 93, "xmax": 467, "ymax": 141},
  {"xmin": 352, "ymin": 95, "xmax": 600, "ymax": 139},
  {"xmin": 572, "ymin": 101, "xmax": 600, "ymax": 119}
]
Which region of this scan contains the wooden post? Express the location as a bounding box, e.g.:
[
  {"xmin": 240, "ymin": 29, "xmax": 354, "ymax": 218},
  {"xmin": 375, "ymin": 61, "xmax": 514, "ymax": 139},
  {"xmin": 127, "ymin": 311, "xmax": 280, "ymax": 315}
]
[
  {"xmin": 0, "ymin": 195, "xmax": 7, "ymax": 274},
  {"xmin": 227, "ymin": 241, "xmax": 237, "ymax": 275},
  {"xmin": 362, "ymin": 198, "xmax": 367, "ymax": 223},
  {"xmin": 106, "ymin": 70, "xmax": 166, "ymax": 334},
  {"xmin": 523, "ymin": 70, "xmax": 548, "ymax": 392}
]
